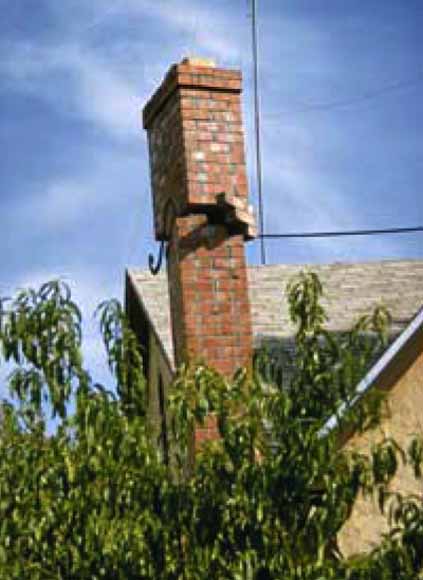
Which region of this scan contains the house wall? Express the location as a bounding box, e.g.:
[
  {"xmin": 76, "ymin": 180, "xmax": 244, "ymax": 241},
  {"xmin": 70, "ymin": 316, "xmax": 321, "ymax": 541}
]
[
  {"xmin": 339, "ymin": 347, "xmax": 423, "ymax": 556},
  {"xmin": 147, "ymin": 328, "xmax": 173, "ymax": 459}
]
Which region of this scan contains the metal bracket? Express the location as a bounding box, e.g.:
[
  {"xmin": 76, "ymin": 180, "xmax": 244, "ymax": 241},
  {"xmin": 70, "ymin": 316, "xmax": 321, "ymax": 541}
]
[
  {"xmin": 148, "ymin": 240, "xmax": 165, "ymax": 276},
  {"xmin": 148, "ymin": 198, "xmax": 178, "ymax": 276}
]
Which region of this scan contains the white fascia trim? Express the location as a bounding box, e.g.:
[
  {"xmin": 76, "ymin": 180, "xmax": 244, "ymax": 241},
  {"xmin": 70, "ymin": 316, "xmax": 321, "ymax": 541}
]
[{"xmin": 319, "ymin": 306, "xmax": 423, "ymax": 436}]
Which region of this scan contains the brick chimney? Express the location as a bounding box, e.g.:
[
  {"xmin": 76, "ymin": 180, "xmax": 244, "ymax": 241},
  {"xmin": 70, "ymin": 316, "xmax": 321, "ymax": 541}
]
[{"xmin": 143, "ymin": 58, "xmax": 255, "ymax": 443}]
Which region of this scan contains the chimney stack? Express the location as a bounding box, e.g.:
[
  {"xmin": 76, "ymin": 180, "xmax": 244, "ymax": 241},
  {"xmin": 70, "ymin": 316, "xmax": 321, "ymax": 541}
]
[{"xmin": 143, "ymin": 58, "xmax": 255, "ymax": 442}]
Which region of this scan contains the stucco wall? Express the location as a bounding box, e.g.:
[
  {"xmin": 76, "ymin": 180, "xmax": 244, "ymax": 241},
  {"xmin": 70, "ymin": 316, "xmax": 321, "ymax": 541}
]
[{"xmin": 339, "ymin": 348, "xmax": 423, "ymax": 556}]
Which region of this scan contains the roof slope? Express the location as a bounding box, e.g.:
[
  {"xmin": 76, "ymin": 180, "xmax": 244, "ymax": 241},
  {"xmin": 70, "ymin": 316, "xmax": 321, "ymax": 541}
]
[{"xmin": 127, "ymin": 259, "xmax": 423, "ymax": 371}]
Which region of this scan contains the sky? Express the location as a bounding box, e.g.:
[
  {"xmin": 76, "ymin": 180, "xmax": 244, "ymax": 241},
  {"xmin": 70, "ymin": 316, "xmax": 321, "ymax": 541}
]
[{"xmin": 0, "ymin": 0, "xmax": 422, "ymax": 387}]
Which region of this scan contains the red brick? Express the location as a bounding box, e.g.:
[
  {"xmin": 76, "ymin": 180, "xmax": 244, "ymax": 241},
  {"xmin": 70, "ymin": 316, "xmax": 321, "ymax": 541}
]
[{"xmin": 143, "ymin": 59, "xmax": 256, "ymax": 448}]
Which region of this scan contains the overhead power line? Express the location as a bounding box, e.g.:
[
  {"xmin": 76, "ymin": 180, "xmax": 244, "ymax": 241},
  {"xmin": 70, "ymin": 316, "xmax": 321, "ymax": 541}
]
[
  {"xmin": 260, "ymin": 225, "xmax": 423, "ymax": 240},
  {"xmin": 251, "ymin": 0, "xmax": 266, "ymax": 265},
  {"xmin": 247, "ymin": 7, "xmax": 421, "ymax": 256},
  {"xmin": 266, "ymin": 73, "xmax": 423, "ymax": 116}
]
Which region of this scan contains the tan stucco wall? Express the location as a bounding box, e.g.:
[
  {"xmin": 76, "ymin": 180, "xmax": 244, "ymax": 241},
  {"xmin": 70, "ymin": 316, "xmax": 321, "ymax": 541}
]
[{"xmin": 339, "ymin": 348, "xmax": 423, "ymax": 556}]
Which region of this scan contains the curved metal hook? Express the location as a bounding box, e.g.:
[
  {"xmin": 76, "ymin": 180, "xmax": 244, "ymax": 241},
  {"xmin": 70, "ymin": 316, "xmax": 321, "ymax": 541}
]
[
  {"xmin": 148, "ymin": 240, "xmax": 165, "ymax": 276},
  {"xmin": 148, "ymin": 197, "xmax": 178, "ymax": 276}
]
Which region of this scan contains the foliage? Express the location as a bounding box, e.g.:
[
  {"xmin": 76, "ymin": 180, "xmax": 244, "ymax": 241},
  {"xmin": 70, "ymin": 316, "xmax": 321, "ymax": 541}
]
[{"xmin": 0, "ymin": 275, "xmax": 421, "ymax": 579}]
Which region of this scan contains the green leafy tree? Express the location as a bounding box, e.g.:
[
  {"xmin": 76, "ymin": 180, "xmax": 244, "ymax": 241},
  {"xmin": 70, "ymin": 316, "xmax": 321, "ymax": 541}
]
[{"xmin": 0, "ymin": 276, "xmax": 422, "ymax": 579}]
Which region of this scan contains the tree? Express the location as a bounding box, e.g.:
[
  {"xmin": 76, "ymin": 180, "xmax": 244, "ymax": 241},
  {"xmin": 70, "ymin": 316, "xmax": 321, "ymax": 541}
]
[{"xmin": 0, "ymin": 275, "xmax": 422, "ymax": 579}]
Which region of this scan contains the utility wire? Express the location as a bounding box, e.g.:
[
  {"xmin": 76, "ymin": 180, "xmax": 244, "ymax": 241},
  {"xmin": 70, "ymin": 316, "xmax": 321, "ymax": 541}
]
[
  {"xmin": 251, "ymin": 0, "xmax": 266, "ymax": 264},
  {"xmin": 247, "ymin": 6, "xmax": 421, "ymax": 251},
  {"xmin": 266, "ymin": 73, "xmax": 423, "ymax": 117},
  {"xmin": 260, "ymin": 225, "xmax": 423, "ymax": 240}
]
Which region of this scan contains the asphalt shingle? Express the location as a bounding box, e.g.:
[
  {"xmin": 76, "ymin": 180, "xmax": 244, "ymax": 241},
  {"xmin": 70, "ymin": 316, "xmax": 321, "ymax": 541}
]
[{"xmin": 127, "ymin": 259, "xmax": 423, "ymax": 371}]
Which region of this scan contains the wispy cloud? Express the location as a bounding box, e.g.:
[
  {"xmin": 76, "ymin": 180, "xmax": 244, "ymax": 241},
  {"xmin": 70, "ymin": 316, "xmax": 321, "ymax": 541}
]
[
  {"xmin": 0, "ymin": 40, "xmax": 141, "ymax": 140},
  {"xmin": 5, "ymin": 147, "xmax": 142, "ymax": 234},
  {"xmin": 257, "ymin": 114, "xmax": 406, "ymax": 263},
  {"xmin": 102, "ymin": 0, "xmax": 244, "ymax": 63},
  {"xmin": 0, "ymin": 0, "xmax": 247, "ymax": 142},
  {"xmin": 26, "ymin": 180, "xmax": 103, "ymax": 231}
]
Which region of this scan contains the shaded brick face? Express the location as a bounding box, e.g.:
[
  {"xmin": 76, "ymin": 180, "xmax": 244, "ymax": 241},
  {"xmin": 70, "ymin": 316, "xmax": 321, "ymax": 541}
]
[
  {"xmin": 143, "ymin": 63, "xmax": 250, "ymax": 241},
  {"xmin": 145, "ymin": 96, "xmax": 186, "ymax": 240}
]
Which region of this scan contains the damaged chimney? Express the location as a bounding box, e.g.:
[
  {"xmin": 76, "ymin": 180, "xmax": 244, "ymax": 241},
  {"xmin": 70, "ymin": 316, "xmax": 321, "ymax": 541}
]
[{"xmin": 143, "ymin": 57, "xmax": 256, "ymax": 443}]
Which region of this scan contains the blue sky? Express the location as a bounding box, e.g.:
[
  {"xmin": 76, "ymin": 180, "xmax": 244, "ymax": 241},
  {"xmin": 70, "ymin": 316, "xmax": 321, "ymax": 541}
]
[{"xmin": 0, "ymin": 0, "xmax": 422, "ymax": 385}]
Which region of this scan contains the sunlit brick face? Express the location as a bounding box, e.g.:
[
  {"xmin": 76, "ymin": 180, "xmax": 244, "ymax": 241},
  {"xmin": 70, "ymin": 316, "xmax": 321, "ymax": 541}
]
[
  {"xmin": 143, "ymin": 59, "xmax": 252, "ymax": 240},
  {"xmin": 143, "ymin": 59, "xmax": 255, "ymax": 421}
]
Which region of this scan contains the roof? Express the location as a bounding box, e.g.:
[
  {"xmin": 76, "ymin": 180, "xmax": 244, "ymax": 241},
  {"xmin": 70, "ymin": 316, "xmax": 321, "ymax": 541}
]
[{"xmin": 127, "ymin": 259, "xmax": 423, "ymax": 372}]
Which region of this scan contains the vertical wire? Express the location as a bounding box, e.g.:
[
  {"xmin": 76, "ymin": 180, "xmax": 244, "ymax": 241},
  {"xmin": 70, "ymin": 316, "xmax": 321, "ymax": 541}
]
[{"xmin": 251, "ymin": 0, "xmax": 266, "ymax": 264}]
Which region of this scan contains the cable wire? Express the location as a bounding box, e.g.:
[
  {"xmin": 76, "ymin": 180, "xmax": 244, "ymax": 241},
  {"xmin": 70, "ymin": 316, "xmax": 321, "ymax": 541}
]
[
  {"xmin": 251, "ymin": 0, "xmax": 266, "ymax": 264},
  {"xmin": 266, "ymin": 73, "xmax": 423, "ymax": 117},
  {"xmin": 247, "ymin": 6, "xmax": 421, "ymax": 251},
  {"xmin": 260, "ymin": 225, "xmax": 423, "ymax": 240}
]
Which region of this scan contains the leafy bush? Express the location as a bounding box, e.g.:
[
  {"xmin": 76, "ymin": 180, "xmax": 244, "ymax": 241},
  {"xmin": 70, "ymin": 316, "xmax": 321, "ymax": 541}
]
[{"xmin": 0, "ymin": 275, "xmax": 421, "ymax": 579}]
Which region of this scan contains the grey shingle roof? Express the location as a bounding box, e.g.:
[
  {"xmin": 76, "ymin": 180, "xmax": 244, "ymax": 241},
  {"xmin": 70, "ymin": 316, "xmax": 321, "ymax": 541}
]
[{"xmin": 127, "ymin": 259, "xmax": 423, "ymax": 371}]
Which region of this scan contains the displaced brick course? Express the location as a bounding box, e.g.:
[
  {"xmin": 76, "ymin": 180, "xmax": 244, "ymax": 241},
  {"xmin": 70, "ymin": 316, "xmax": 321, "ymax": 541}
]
[{"xmin": 143, "ymin": 59, "xmax": 253, "ymax": 241}]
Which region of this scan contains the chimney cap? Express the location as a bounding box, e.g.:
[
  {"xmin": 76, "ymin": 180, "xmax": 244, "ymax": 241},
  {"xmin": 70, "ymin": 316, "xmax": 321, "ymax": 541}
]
[
  {"xmin": 181, "ymin": 56, "xmax": 216, "ymax": 68},
  {"xmin": 143, "ymin": 59, "xmax": 241, "ymax": 130}
]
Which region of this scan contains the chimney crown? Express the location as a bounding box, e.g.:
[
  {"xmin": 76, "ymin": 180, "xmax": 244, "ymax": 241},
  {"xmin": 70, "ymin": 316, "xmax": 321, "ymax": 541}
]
[{"xmin": 180, "ymin": 56, "xmax": 216, "ymax": 68}]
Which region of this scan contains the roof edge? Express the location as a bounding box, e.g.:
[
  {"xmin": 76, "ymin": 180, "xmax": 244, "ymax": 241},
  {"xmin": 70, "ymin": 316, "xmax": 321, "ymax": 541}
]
[
  {"xmin": 320, "ymin": 305, "xmax": 423, "ymax": 436},
  {"xmin": 125, "ymin": 269, "xmax": 175, "ymax": 375}
]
